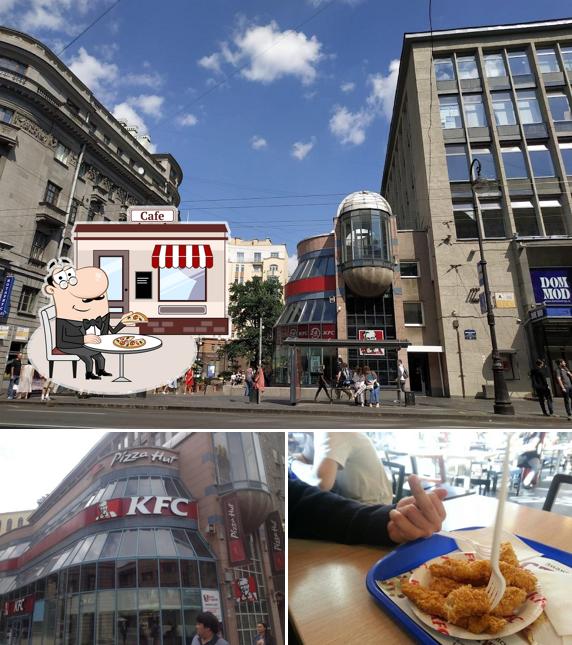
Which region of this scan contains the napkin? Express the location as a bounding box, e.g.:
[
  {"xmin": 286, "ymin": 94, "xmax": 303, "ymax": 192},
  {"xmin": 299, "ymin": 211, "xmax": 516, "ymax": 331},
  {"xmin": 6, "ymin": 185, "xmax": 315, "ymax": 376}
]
[{"xmin": 534, "ymin": 570, "xmax": 572, "ymax": 637}]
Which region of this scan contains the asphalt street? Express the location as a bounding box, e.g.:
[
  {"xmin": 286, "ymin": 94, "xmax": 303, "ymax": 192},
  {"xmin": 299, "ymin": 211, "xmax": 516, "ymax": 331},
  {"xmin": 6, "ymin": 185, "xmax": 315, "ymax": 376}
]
[{"xmin": 0, "ymin": 403, "xmax": 568, "ymax": 429}]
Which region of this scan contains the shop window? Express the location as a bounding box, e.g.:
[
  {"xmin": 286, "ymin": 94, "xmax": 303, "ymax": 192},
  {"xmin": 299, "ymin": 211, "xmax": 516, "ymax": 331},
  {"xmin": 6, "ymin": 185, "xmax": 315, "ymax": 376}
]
[
  {"xmin": 516, "ymin": 90, "xmax": 543, "ymax": 124},
  {"xmin": 159, "ymin": 560, "xmax": 180, "ymax": 587},
  {"xmin": 446, "ymin": 145, "xmax": 470, "ymax": 181},
  {"xmin": 501, "ymin": 146, "xmax": 528, "ymax": 179},
  {"xmin": 471, "ymin": 147, "xmax": 497, "ymax": 179},
  {"xmin": 453, "ymin": 203, "xmax": 478, "ymax": 239},
  {"xmin": 528, "ymin": 144, "xmax": 555, "ymax": 177},
  {"xmin": 484, "ymin": 53, "xmax": 507, "ymax": 78},
  {"xmin": 117, "ymin": 589, "xmax": 137, "ymax": 643},
  {"xmin": 180, "ymin": 560, "xmax": 200, "ymax": 587},
  {"xmin": 399, "ymin": 261, "xmax": 419, "ymax": 278},
  {"xmin": 67, "ymin": 565, "xmax": 81, "ymax": 593},
  {"xmin": 159, "ymin": 267, "xmax": 206, "ymax": 301},
  {"xmin": 562, "ymin": 46, "xmax": 572, "ymax": 71},
  {"xmin": 439, "ymin": 95, "xmax": 462, "ymax": 128},
  {"xmin": 138, "ymin": 530, "xmax": 158, "ymax": 557},
  {"xmin": 547, "ymin": 92, "xmax": 572, "ymax": 122},
  {"xmin": 0, "ymin": 105, "xmax": 14, "ymax": 123},
  {"xmin": 536, "ymin": 47, "xmax": 560, "ymax": 73},
  {"xmin": 457, "ymin": 55, "xmax": 479, "ymax": 80},
  {"xmin": 18, "ymin": 286, "xmax": 39, "ymax": 314},
  {"xmin": 81, "ymin": 564, "xmax": 97, "ymax": 592},
  {"xmin": 117, "ymin": 560, "xmax": 137, "ymax": 588},
  {"xmin": 434, "ymin": 57, "xmax": 455, "ymax": 81},
  {"xmin": 155, "ymin": 529, "xmax": 177, "ymax": 557},
  {"xmin": 55, "ymin": 142, "xmax": 71, "ymax": 165},
  {"xmin": 187, "ymin": 531, "xmax": 212, "ymax": 558},
  {"xmin": 508, "ymin": 50, "xmax": 532, "ymax": 76},
  {"xmin": 0, "ymin": 55, "xmax": 27, "ymax": 75},
  {"xmin": 96, "ymin": 590, "xmax": 115, "ymax": 643},
  {"xmin": 44, "ymin": 181, "xmax": 61, "ymax": 206},
  {"xmin": 491, "ymin": 92, "xmax": 517, "ymax": 126},
  {"xmin": 404, "ymin": 302, "xmax": 425, "ymax": 326},
  {"xmin": 199, "ymin": 561, "xmax": 218, "ymax": 588},
  {"xmin": 65, "ymin": 594, "xmax": 80, "ymax": 644},
  {"xmin": 463, "ymin": 94, "xmax": 487, "ymax": 127},
  {"xmin": 511, "ymin": 201, "xmax": 539, "ymax": 236},
  {"xmin": 540, "ymin": 199, "xmax": 567, "ymax": 235},
  {"xmin": 118, "ymin": 531, "xmax": 139, "ymax": 559},
  {"xmin": 559, "ymin": 142, "xmax": 572, "ymax": 174},
  {"xmin": 138, "ymin": 560, "xmax": 159, "ymax": 587},
  {"xmin": 97, "ymin": 562, "xmax": 116, "ymax": 589}
]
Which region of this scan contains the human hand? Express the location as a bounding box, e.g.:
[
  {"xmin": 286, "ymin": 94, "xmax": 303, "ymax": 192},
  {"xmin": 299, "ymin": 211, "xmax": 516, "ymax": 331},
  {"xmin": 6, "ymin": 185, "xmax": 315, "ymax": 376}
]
[
  {"xmin": 387, "ymin": 474, "xmax": 447, "ymax": 543},
  {"xmin": 84, "ymin": 334, "xmax": 101, "ymax": 344}
]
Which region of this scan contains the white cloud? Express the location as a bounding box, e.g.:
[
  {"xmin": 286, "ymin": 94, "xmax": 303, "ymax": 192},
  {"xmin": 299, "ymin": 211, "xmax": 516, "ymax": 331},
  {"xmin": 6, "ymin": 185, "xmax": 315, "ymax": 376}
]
[
  {"xmin": 0, "ymin": 0, "xmax": 19, "ymax": 14},
  {"xmin": 123, "ymin": 71, "xmax": 164, "ymax": 88},
  {"xmin": 288, "ymin": 253, "xmax": 298, "ymax": 276},
  {"xmin": 112, "ymin": 101, "xmax": 147, "ymax": 133},
  {"xmin": 200, "ymin": 21, "xmax": 323, "ymax": 85},
  {"xmin": 177, "ymin": 113, "xmax": 198, "ymax": 127},
  {"xmin": 340, "ymin": 81, "xmax": 355, "ymax": 93},
  {"xmin": 4, "ymin": 0, "xmax": 93, "ymax": 34},
  {"xmin": 250, "ymin": 135, "xmax": 267, "ymax": 150},
  {"xmin": 329, "ymin": 59, "xmax": 400, "ymax": 146},
  {"xmin": 68, "ymin": 47, "xmax": 118, "ymax": 96},
  {"xmin": 291, "ymin": 137, "xmax": 315, "ymax": 160},
  {"xmin": 131, "ymin": 94, "xmax": 164, "ymax": 118}
]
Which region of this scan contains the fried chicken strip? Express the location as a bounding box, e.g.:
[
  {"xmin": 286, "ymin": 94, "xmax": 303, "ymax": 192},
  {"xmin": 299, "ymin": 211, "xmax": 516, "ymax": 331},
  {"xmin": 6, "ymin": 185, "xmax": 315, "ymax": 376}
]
[
  {"xmin": 428, "ymin": 576, "xmax": 464, "ymax": 596},
  {"xmin": 401, "ymin": 579, "xmax": 448, "ymax": 620},
  {"xmin": 445, "ymin": 585, "xmax": 490, "ymax": 623},
  {"xmin": 491, "ymin": 586, "xmax": 527, "ymax": 617},
  {"xmin": 429, "ymin": 559, "xmax": 491, "ymax": 585},
  {"xmin": 499, "ymin": 562, "xmax": 537, "ymax": 592},
  {"xmin": 499, "ymin": 542, "xmax": 519, "ymax": 567},
  {"xmin": 462, "ymin": 615, "xmax": 507, "ymax": 634}
]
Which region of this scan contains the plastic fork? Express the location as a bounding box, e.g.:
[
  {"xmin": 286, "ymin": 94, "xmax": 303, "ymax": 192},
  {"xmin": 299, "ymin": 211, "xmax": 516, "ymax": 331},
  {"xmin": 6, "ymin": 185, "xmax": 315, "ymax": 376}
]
[{"xmin": 486, "ymin": 433, "xmax": 511, "ymax": 611}]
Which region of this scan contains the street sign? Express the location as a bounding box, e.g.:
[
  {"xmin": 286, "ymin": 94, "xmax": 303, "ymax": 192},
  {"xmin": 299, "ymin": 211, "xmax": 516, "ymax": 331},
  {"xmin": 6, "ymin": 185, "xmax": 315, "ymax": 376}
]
[
  {"xmin": 464, "ymin": 329, "xmax": 477, "ymax": 340},
  {"xmin": 495, "ymin": 292, "xmax": 516, "ymax": 308}
]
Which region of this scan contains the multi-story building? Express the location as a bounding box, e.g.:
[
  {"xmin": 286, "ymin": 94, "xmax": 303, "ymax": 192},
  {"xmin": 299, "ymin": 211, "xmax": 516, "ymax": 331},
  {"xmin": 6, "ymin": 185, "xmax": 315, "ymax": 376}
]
[
  {"xmin": 0, "ymin": 26, "xmax": 182, "ymax": 371},
  {"xmin": 0, "ymin": 511, "xmax": 33, "ymax": 537},
  {"xmin": 0, "ymin": 432, "xmax": 285, "ymax": 645},
  {"xmin": 227, "ymin": 239, "xmax": 288, "ymax": 289}
]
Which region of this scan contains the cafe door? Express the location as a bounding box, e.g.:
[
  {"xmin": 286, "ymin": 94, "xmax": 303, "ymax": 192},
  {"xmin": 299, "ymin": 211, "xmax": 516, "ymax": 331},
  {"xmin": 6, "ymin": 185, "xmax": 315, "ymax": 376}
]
[
  {"xmin": 7, "ymin": 616, "xmax": 31, "ymax": 645},
  {"xmin": 94, "ymin": 251, "xmax": 130, "ymax": 314}
]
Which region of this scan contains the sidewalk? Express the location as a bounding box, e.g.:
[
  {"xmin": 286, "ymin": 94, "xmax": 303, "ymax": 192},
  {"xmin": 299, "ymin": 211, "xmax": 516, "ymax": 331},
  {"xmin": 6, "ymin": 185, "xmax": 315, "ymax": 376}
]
[{"xmin": 1, "ymin": 387, "xmax": 570, "ymax": 424}]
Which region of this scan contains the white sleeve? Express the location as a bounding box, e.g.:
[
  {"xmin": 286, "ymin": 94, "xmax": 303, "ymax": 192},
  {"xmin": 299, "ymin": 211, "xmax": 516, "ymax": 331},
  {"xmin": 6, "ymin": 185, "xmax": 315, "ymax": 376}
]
[{"xmin": 314, "ymin": 432, "xmax": 351, "ymax": 468}]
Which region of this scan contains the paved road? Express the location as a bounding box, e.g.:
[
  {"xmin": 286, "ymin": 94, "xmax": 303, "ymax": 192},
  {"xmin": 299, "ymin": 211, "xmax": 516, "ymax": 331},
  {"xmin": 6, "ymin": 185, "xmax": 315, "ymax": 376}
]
[{"xmin": 0, "ymin": 404, "xmax": 567, "ymax": 429}]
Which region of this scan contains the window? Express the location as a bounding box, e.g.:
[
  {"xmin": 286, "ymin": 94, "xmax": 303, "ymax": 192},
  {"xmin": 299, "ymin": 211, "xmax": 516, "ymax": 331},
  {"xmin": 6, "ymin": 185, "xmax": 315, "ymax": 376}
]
[
  {"xmin": 536, "ymin": 47, "xmax": 560, "ymax": 73},
  {"xmin": 30, "ymin": 230, "xmax": 49, "ymax": 262},
  {"xmin": 236, "ymin": 251, "xmax": 244, "ymax": 262},
  {"xmin": 507, "ymin": 50, "xmax": 532, "ymax": 76},
  {"xmin": 117, "ymin": 147, "xmax": 124, "ymax": 159},
  {"xmin": 270, "ymin": 251, "xmax": 279, "ymax": 258},
  {"xmin": 480, "ymin": 202, "xmax": 506, "ymax": 238},
  {"xmin": 434, "ymin": 57, "xmax": 455, "ymax": 81},
  {"xmin": 439, "ymin": 95, "xmax": 462, "ymax": 128},
  {"xmin": 18, "ymin": 286, "xmax": 39, "ymax": 314},
  {"xmin": 471, "ymin": 148, "xmax": 497, "ymax": 179},
  {"xmin": 253, "ymin": 252, "xmax": 262, "ymax": 262},
  {"xmin": 44, "ymin": 181, "xmax": 61, "ymax": 206},
  {"xmin": 445, "ymin": 145, "xmax": 469, "ymax": 181},
  {"xmin": 0, "ymin": 55, "xmax": 27, "ymax": 75},
  {"xmin": 516, "ymin": 90, "xmax": 543, "ymax": 124},
  {"xmin": 0, "ymin": 105, "xmax": 14, "ymax": 123},
  {"xmin": 404, "ymin": 302, "xmax": 424, "ymax": 326},
  {"xmin": 562, "ymin": 46, "xmax": 572, "ymax": 72},
  {"xmin": 453, "ymin": 203, "xmax": 478, "ymax": 239},
  {"xmin": 268, "ymin": 264, "xmax": 279, "ymax": 275},
  {"xmin": 457, "ymin": 55, "xmax": 479, "ymax": 80},
  {"xmin": 103, "ymin": 134, "xmax": 110, "ymax": 146},
  {"xmin": 484, "ymin": 53, "xmax": 507, "ymax": 77},
  {"xmin": 491, "ymin": 92, "xmax": 517, "ymax": 126},
  {"xmin": 66, "ymin": 99, "xmax": 80, "ymax": 115},
  {"xmin": 463, "ymin": 94, "xmax": 487, "ymax": 127},
  {"xmin": 88, "ymin": 199, "xmax": 104, "ymax": 221},
  {"xmin": 540, "ymin": 199, "xmax": 566, "ymax": 235},
  {"xmin": 511, "ymin": 201, "xmax": 539, "ymax": 236},
  {"xmin": 55, "ymin": 142, "xmax": 71, "ymax": 165},
  {"xmin": 159, "ymin": 267, "xmax": 206, "ymax": 301},
  {"xmin": 547, "ymin": 92, "xmax": 572, "ymax": 121},
  {"xmin": 501, "ymin": 146, "xmax": 528, "ymax": 178},
  {"xmin": 527, "ymin": 144, "xmax": 555, "ymax": 177},
  {"xmin": 559, "ymin": 142, "xmax": 572, "ymax": 174},
  {"xmin": 400, "ymin": 261, "xmax": 419, "ymax": 278}
]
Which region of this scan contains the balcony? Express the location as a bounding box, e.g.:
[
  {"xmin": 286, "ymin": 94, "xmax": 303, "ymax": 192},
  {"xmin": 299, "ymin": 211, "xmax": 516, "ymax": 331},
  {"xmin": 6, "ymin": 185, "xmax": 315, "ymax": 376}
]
[
  {"xmin": 0, "ymin": 122, "xmax": 18, "ymax": 148},
  {"xmin": 36, "ymin": 201, "xmax": 66, "ymax": 228},
  {"xmin": 0, "ymin": 66, "xmax": 63, "ymax": 108}
]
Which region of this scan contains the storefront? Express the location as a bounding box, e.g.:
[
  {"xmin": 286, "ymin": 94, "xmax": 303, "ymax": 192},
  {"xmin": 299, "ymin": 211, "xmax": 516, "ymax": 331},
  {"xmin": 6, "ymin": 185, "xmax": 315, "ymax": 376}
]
[
  {"xmin": 73, "ymin": 208, "xmax": 230, "ymax": 336},
  {"xmin": 0, "ymin": 433, "xmax": 285, "ymax": 645}
]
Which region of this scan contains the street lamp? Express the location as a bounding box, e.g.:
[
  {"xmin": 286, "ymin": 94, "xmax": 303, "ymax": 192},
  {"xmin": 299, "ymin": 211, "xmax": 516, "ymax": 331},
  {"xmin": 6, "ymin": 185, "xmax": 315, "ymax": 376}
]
[{"xmin": 470, "ymin": 158, "xmax": 515, "ymax": 415}]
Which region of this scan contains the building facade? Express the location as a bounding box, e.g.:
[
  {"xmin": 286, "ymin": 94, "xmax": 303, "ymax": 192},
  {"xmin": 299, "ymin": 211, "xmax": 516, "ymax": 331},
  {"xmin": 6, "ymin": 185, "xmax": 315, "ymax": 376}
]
[
  {"xmin": 0, "ymin": 512, "xmax": 33, "ymax": 538},
  {"xmin": 0, "ymin": 432, "xmax": 285, "ymax": 645},
  {"xmin": 0, "ymin": 26, "xmax": 182, "ymax": 372},
  {"xmin": 227, "ymin": 239, "xmax": 288, "ymax": 289},
  {"xmin": 382, "ymin": 18, "xmax": 572, "ymax": 397}
]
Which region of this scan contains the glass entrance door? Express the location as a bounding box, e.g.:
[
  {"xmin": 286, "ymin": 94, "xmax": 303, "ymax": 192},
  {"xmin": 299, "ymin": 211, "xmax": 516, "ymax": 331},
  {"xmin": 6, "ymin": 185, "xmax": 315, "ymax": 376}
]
[{"xmin": 94, "ymin": 251, "xmax": 130, "ymax": 314}]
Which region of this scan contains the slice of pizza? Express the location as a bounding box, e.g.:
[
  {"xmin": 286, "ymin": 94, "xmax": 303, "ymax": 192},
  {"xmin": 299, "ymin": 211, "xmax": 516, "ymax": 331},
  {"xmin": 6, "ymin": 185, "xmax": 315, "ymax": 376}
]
[
  {"xmin": 113, "ymin": 336, "xmax": 133, "ymax": 348},
  {"xmin": 128, "ymin": 337, "xmax": 146, "ymax": 349},
  {"xmin": 120, "ymin": 311, "xmax": 149, "ymax": 324}
]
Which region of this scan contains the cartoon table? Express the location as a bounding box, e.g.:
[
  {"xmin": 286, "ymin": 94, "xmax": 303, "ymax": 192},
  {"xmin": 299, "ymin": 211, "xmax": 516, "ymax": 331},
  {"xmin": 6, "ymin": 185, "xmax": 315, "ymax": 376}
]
[{"xmin": 84, "ymin": 334, "xmax": 162, "ymax": 383}]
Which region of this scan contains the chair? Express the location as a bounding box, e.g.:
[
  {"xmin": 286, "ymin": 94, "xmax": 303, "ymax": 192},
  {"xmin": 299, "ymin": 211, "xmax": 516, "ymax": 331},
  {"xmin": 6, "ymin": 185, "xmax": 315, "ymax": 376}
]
[
  {"xmin": 40, "ymin": 305, "xmax": 79, "ymax": 378},
  {"xmin": 410, "ymin": 454, "xmax": 446, "ymax": 484},
  {"xmin": 385, "ymin": 450, "xmax": 414, "ymax": 475},
  {"xmin": 382, "ymin": 460, "xmax": 405, "ymax": 503},
  {"xmin": 542, "ymin": 474, "xmax": 572, "ymax": 511}
]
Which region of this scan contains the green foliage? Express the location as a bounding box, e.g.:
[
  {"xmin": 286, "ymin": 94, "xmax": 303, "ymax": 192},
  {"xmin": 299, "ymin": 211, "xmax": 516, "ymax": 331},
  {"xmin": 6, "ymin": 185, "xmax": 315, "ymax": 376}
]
[{"xmin": 225, "ymin": 277, "xmax": 283, "ymax": 363}]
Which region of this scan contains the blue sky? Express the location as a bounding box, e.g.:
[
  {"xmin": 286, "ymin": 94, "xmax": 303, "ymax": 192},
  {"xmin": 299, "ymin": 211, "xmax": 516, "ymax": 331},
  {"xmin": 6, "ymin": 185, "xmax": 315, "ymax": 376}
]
[{"xmin": 1, "ymin": 0, "xmax": 571, "ymax": 269}]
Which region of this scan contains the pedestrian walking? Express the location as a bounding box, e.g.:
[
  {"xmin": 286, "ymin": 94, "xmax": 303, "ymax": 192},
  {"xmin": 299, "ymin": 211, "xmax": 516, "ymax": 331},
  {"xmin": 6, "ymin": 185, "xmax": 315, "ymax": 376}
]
[
  {"xmin": 334, "ymin": 360, "xmax": 352, "ymax": 400},
  {"xmin": 16, "ymin": 360, "xmax": 34, "ymax": 400},
  {"xmin": 190, "ymin": 612, "xmax": 229, "ymax": 645},
  {"xmin": 245, "ymin": 364, "xmax": 254, "ymax": 399},
  {"xmin": 394, "ymin": 359, "xmax": 408, "ymax": 405},
  {"xmin": 555, "ymin": 359, "xmax": 572, "ymax": 420},
  {"xmin": 529, "ymin": 359, "xmax": 554, "ymax": 417},
  {"xmin": 184, "ymin": 368, "xmax": 194, "ymax": 395},
  {"xmin": 252, "ymin": 622, "xmax": 275, "ymax": 645},
  {"xmin": 314, "ymin": 365, "xmax": 333, "ymax": 403},
  {"xmin": 41, "ymin": 376, "xmax": 54, "ymax": 401},
  {"xmin": 253, "ymin": 365, "xmax": 265, "ymax": 404},
  {"xmin": 6, "ymin": 352, "xmax": 22, "ymax": 400},
  {"xmin": 365, "ymin": 365, "xmax": 380, "ymax": 408}
]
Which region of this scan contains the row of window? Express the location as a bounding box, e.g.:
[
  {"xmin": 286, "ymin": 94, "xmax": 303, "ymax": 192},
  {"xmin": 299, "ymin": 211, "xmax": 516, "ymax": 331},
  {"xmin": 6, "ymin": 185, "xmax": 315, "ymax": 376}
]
[
  {"xmin": 0, "ymin": 55, "xmax": 27, "ymax": 75},
  {"xmin": 439, "ymin": 89, "xmax": 572, "ymax": 130},
  {"xmin": 434, "ymin": 46, "xmax": 572, "ymax": 82},
  {"xmin": 445, "ymin": 141, "xmax": 572, "ymax": 181},
  {"xmin": 275, "ymin": 299, "xmax": 337, "ymax": 326},
  {"xmin": 234, "ymin": 251, "xmax": 281, "ymax": 262},
  {"xmin": 289, "ymin": 254, "xmax": 336, "ymax": 281}
]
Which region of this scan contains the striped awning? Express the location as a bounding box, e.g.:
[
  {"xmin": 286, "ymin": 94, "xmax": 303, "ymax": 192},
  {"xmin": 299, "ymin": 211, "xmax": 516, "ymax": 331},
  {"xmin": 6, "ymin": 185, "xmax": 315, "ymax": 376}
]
[{"xmin": 151, "ymin": 244, "xmax": 213, "ymax": 269}]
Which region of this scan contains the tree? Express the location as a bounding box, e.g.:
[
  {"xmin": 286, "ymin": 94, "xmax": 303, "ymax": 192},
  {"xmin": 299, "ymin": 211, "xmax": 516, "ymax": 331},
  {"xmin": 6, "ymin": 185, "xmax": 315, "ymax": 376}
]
[{"xmin": 225, "ymin": 277, "xmax": 283, "ymax": 365}]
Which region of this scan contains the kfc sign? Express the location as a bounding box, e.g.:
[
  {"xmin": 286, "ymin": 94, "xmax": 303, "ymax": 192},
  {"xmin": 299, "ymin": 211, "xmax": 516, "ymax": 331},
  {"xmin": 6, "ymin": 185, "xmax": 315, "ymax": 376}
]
[
  {"xmin": 110, "ymin": 450, "xmax": 177, "ymax": 467},
  {"xmin": 358, "ymin": 329, "xmax": 385, "ymax": 356},
  {"xmin": 3, "ymin": 594, "xmax": 34, "ymax": 617},
  {"xmin": 89, "ymin": 496, "xmax": 198, "ymax": 522}
]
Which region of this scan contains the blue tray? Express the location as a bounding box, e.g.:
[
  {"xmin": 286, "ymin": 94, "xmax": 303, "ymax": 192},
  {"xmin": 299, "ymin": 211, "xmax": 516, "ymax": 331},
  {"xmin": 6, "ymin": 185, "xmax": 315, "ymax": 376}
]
[{"xmin": 365, "ymin": 527, "xmax": 572, "ymax": 645}]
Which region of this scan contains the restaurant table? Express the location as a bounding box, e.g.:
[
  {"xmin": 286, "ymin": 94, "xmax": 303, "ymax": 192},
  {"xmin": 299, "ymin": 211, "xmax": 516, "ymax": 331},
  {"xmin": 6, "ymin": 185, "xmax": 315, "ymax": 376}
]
[
  {"xmin": 84, "ymin": 334, "xmax": 162, "ymax": 382},
  {"xmin": 289, "ymin": 494, "xmax": 572, "ymax": 645}
]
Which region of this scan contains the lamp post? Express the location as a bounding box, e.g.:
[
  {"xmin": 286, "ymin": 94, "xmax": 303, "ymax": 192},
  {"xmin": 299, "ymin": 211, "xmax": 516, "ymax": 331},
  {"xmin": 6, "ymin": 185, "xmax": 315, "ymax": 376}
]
[{"xmin": 470, "ymin": 158, "xmax": 515, "ymax": 415}]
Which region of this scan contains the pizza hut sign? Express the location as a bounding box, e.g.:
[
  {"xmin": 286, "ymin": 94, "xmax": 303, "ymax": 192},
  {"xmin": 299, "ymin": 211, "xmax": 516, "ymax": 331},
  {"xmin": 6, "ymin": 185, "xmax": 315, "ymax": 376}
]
[{"xmin": 110, "ymin": 450, "xmax": 177, "ymax": 467}]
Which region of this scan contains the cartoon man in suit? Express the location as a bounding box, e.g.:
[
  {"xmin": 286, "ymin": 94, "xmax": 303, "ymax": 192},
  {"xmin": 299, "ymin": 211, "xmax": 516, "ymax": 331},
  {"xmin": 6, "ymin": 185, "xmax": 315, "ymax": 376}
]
[{"xmin": 43, "ymin": 258, "xmax": 135, "ymax": 380}]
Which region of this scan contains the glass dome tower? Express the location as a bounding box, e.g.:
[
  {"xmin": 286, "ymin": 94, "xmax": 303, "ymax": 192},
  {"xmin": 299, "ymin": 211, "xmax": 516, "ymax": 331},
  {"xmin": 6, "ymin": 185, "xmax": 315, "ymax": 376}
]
[{"xmin": 337, "ymin": 191, "xmax": 395, "ymax": 297}]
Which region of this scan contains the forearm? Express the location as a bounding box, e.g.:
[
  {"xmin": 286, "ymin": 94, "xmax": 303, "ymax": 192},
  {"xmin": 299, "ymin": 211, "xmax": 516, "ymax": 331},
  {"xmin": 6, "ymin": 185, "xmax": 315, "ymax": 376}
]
[
  {"xmin": 289, "ymin": 479, "xmax": 395, "ymax": 546},
  {"xmin": 109, "ymin": 321, "xmax": 125, "ymax": 334}
]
